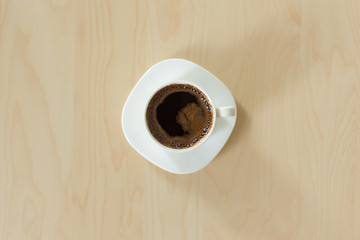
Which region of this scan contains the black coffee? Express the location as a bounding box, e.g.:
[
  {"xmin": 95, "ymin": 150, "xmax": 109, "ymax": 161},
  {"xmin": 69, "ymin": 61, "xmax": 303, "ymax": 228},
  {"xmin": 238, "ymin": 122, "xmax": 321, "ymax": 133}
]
[{"xmin": 146, "ymin": 84, "xmax": 213, "ymax": 149}]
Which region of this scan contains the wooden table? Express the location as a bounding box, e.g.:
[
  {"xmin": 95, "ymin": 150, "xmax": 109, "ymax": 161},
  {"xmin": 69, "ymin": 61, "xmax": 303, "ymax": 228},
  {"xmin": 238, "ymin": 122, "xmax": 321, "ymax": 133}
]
[{"xmin": 1, "ymin": 0, "xmax": 360, "ymax": 239}]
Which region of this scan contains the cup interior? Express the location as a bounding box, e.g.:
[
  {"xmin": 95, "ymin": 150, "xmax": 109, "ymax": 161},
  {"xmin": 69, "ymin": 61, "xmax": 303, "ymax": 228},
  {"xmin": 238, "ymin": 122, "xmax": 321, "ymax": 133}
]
[{"xmin": 145, "ymin": 82, "xmax": 216, "ymax": 152}]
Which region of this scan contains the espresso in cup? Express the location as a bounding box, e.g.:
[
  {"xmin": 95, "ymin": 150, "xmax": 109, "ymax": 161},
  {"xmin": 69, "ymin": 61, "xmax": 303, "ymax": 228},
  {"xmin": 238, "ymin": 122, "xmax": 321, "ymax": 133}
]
[{"xmin": 146, "ymin": 84, "xmax": 214, "ymax": 149}]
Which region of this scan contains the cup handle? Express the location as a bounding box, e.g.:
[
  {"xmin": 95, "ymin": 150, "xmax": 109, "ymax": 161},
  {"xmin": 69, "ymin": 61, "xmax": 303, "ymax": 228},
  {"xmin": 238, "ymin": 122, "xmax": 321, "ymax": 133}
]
[{"xmin": 216, "ymin": 106, "xmax": 236, "ymax": 118}]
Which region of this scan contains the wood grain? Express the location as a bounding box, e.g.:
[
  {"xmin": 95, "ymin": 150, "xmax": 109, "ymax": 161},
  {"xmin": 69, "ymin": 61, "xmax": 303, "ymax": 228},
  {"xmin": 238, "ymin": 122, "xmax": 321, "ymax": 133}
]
[{"xmin": 1, "ymin": 0, "xmax": 360, "ymax": 239}]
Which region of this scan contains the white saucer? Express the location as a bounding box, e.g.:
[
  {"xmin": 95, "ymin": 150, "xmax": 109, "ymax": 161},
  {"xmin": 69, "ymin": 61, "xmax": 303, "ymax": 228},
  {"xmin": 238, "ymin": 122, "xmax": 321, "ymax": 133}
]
[{"xmin": 121, "ymin": 59, "xmax": 236, "ymax": 174}]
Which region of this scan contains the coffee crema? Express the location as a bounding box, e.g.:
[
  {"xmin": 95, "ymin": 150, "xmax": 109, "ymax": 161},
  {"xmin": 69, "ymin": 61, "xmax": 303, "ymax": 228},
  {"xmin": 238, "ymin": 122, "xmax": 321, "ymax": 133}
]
[{"xmin": 146, "ymin": 84, "xmax": 214, "ymax": 149}]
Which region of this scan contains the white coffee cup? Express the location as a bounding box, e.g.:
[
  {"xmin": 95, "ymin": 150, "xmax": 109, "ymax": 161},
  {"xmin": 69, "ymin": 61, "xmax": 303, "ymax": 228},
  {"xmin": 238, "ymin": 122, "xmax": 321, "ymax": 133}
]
[{"xmin": 145, "ymin": 81, "xmax": 236, "ymax": 153}]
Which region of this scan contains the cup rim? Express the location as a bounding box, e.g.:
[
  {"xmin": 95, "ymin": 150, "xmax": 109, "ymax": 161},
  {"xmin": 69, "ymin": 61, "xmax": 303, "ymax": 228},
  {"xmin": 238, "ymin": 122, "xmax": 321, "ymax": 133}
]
[{"xmin": 144, "ymin": 81, "xmax": 216, "ymax": 153}]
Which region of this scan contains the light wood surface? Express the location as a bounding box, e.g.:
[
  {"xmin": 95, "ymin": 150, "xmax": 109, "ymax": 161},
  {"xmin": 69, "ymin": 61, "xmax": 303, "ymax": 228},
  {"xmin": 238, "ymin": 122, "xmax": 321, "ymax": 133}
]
[{"xmin": 1, "ymin": 0, "xmax": 360, "ymax": 239}]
